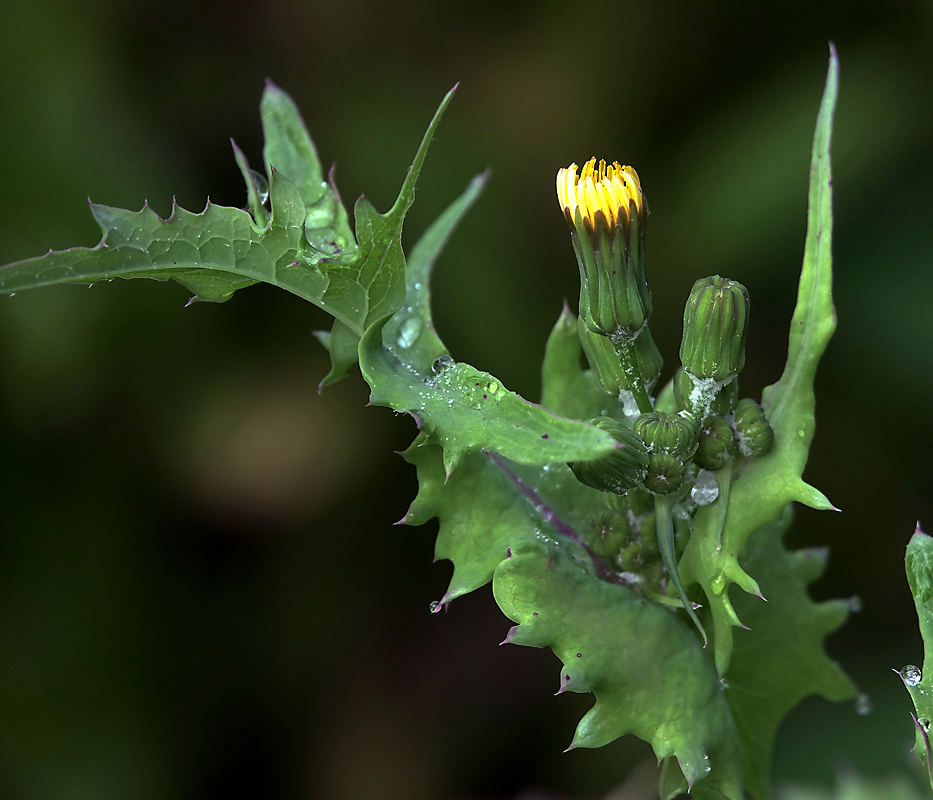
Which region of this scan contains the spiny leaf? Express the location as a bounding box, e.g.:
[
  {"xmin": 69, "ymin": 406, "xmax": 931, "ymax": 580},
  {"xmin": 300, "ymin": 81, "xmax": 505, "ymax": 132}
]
[
  {"xmin": 0, "ymin": 171, "xmax": 308, "ymax": 304},
  {"xmin": 678, "ymin": 45, "xmax": 842, "ymax": 675},
  {"xmin": 493, "ymin": 541, "xmax": 743, "ymax": 799},
  {"xmin": 361, "ymin": 317, "xmax": 618, "ymax": 476},
  {"xmin": 725, "ymin": 507, "xmax": 856, "ymax": 800},
  {"xmin": 316, "ymin": 98, "xmax": 484, "ymax": 385},
  {"xmin": 0, "ymin": 83, "xmax": 456, "ymax": 339},
  {"xmin": 402, "ymin": 438, "xmax": 609, "ymax": 606},
  {"xmin": 403, "ymin": 434, "xmax": 743, "ymax": 794}
]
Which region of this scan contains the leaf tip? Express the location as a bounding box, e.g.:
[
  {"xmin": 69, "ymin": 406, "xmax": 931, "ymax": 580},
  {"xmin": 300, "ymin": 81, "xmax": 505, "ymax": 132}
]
[{"xmin": 499, "ymin": 625, "xmax": 519, "ymax": 646}]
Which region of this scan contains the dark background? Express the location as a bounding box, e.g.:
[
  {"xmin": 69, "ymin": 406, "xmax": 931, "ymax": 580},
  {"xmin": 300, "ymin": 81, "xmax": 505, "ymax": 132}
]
[{"xmin": 0, "ymin": 2, "xmax": 931, "ymax": 798}]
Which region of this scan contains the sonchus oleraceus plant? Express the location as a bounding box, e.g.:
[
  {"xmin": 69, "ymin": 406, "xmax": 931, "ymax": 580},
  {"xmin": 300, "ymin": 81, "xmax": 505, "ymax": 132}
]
[{"xmin": 0, "ymin": 46, "xmax": 856, "ymax": 799}]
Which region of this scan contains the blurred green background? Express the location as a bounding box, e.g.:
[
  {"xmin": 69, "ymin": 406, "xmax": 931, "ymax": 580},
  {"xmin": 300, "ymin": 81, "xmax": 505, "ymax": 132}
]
[{"xmin": 0, "ymin": 1, "xmax": 931, "ymax": 798}]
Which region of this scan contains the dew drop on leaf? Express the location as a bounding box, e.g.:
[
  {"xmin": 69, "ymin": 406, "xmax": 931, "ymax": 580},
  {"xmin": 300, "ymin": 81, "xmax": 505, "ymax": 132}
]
[
  {"xmin": 691, "ymin": 470, "xmax": 719, "ymax": 506},
  {"xmin": 428, "ymin": 600, "xmax": 440, "ymax": 613},
  {"xmin": 900, "ymin": 664, "xmax": 922, "ymax": 687},
  {"xmin": 396, "ymin": 317, "xmax": 423, "ymax": 349},
  {"xmin": 432, "ymin": 354, "xmax": 454, "ymax": 374},
  {"xmin": 249, "ymin": 169, "xmax": 270, "ymax": 205}
]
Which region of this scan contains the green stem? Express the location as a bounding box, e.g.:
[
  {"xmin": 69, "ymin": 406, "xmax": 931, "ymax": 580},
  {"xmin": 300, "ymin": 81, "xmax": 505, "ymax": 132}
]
[
  {"xmin": 614, "ymin": 340, "xmax": 653, "ymax": 414},
  {"xmin": 655, "ymin": 493, "xmax": 707, "ymax": 645}
]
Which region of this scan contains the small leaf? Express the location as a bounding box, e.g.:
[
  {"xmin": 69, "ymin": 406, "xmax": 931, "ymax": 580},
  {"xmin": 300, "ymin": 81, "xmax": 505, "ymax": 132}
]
[
  {"xmin": 725, "ymin": 507, "xmax": 856, "ymax": 800},
  {"xmin": 315, "ymin": 319, "xmax": 361, "ymax": 388}
]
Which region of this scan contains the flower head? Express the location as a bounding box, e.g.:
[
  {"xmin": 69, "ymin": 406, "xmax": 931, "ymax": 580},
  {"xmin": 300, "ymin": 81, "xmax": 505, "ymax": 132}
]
[
  {"xmin": 556, "ymin": 159, "xmax": 645, "ymax": 237},
  {"xmin": 556, "ymin": 158, "xmax": 651, "ymax": 341}
]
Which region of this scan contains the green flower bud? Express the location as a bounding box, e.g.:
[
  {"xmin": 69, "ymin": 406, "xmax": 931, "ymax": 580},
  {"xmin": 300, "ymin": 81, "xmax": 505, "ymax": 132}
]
[
  {"xmin": 633, "ymin": 410, "xmax": 699, "ymax": 460},
  {"xmin": 733, "ymin": 398, "xmax": 774, "ymax": 457},
  {"xmin": 680, "ymin": 275, "xmax": 749, "ymax": 383},
  {"xmin": 557, "ymin": 159, "xmax": 651, "ymax": 342},
  {"xmin": 643, "ymin": 453, "xmax": 686, "ymax": 495},
  {"xmin": 579, "ymin": 318, "xmax": 663, "ymax": 395},
  {"xmin": 588, "ymin": 512, "xmax": 633, "ymax": 558},
  {"xmin": 568, "ymin": 416, "xmax": 649, "ymax": 495},
  {"xmin": 693, "ymin": 415, "xmax": 738, "ymax": 472}
]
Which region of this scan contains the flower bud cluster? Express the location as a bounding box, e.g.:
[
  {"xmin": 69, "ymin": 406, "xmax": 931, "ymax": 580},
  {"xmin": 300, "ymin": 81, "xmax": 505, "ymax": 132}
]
[
  {"xmin": 557, "ymin": 162, "xmax": 775, "ymax": 510},
  {"xmin": 633, "ymin": 411, "xmax": 700, "ymax": 495}
]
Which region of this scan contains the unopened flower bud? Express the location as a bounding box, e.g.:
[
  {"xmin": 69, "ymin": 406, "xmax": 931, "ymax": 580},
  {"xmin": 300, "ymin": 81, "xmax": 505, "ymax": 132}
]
[
  {"xmin": 694, "ymin": 415, "xmax": 738, "ymax": 471},
  {"xmin": 643, "ymin": 453, "xmax": 686, "ymax": 496},
  {"xmin": 569, "ymin": 416, "xmax": 649, "ymax": 495},
  {"xmin": 680, "ymin": 275, "xmax": 749, "ymax": 383},
  {"xmin": 587, "ymin": 512, "xmax": 632, "ymax": 558},
  {"xmin": 633, "ymin": 411, "xmax": 699, "ymax": 461},
  {"xmin": 557, "ymin": 159, "xmax": 651, "ymax": 342},
  {"xmin": 733, "ymin": 398, "xmax": 774, "ymax": 457}
]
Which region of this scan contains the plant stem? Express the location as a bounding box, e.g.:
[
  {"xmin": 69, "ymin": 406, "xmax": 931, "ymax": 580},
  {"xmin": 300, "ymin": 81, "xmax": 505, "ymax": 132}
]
[
  {"xmin": 655, "ymin": 493, "xmax": 707, "ymax": 645},
  {"xmin": 614, "ymin": 340, "xmax": 653, "ymax": 414}
]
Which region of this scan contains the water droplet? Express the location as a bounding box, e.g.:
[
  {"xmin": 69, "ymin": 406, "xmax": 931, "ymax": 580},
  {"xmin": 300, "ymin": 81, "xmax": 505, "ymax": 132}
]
[
  {"xmin": 848, "ymin": 595, "xmax": 863, "ymax": 613},
  {"xmin": 486, "ymin": 381, "xmax": 499, "ymax": 394},
  {"xmin": 719, "ymin": 677, "xmax": 729, "ymax": 689},
  {"xmin": 900, "ymin": 664, "xmax": 922, "ymax": 687},
  {"xmin": 428, "ymin": 600, "xmax": 440, "ymax": 613},
  {"xmin": 249, "ymin": 169, "xmax": 270, "ymax": 205},
  {"xmin": 854, "ymin": 692, "xmax": 873, "ymax": 715},
  {"xmin": 920, "ymin": 718, "xmax": 931, "ymax": 731},
  {"xmin": 396, "ymin": 317, "xmax": 423, "ymax": 349},
  {"xmin": 432, "ymin": 354, "xmax": 454, "ymax": 374},
  {"xmin": 691, "ymin": 470, "xmax": 720, "ymax": 506}
]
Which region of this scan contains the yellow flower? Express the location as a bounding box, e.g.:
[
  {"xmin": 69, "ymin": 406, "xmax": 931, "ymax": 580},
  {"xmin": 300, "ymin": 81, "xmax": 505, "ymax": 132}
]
[
  {"xmin": 556, "ymin": 157, "xmax": 652, "ymax": 341},
  {"xmin": 556, "ymin": 158, "xmax": 645, "ymax": 235}
]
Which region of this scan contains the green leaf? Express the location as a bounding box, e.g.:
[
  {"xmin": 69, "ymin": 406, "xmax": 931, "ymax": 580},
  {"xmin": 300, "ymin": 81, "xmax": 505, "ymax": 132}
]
[
  {"xmin": 231, "ymin": 138, "xmax": 269, "ymax": 229},
  {"xmin": 361, "ymin": 317, "xmax": 617, "ymax": 476},
  {"xmin": 903, "ymin": 524, "xmax": 933, "ymax": 789},
  {"xmin": 777, "ymin": 774, "xmax": 926, "ymax": 800},
  {"xmin": 677, "ymin": 45, "xmax": 841, "ymax": 675},
  {"xmin": 0, "ymin": 171, "xmax": 308, "ymax": 303},
  {"xmin": 493, "ymin": 541, "xmax": 743, "ymax": 799},
  {"xmin": 403, "ymin": 436, "xmax": 622, "ymax": 606},
  {"xmin": 316, "ymin": 170, "xmax": 488, "ymax": 386},
  {"xmin": 540, "ymin": 304, "xmax": 618, "ymax": 420},
  {"xmin": 381, "ymin": 170, "xmax": 489, "ymax": 375},
  {"xmin": 0, "ymin": 84, "xmax": 456, "ymax": 337},
  {"xmin": 403, "ymin": 433, "xmax": 743, "ymax": 795},
  {"xmin": 724, "ymin": 507, "xmax": 856, "ymax": 800},
  {"xmin": 314, "ymin": 319, "xmax": 361, "ymax": 388}
]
